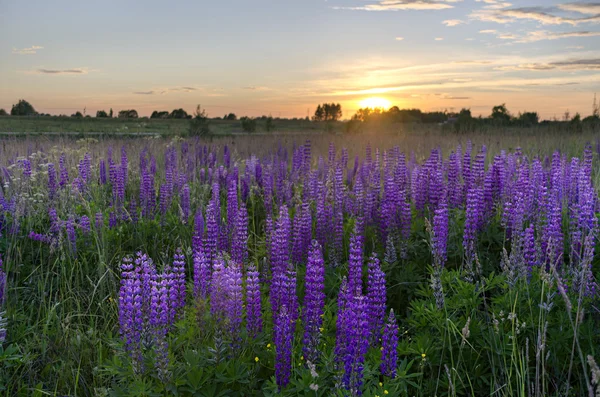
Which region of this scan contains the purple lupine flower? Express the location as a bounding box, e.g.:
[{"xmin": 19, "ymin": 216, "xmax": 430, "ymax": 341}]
[
  {"xmin": 245, "ymin": 265, "xmax": 262, "ymax": 337},
  {"xmin": 384, "ymin": 234, "xmax": 397, "ymax": 265},
  {"xmin": 118, "ymin": 256, "xmax": 144, "ymax": 372},
  {"xmin": 193, "ymin": 248, "xmax": 211, "ymax": 299},
  {"xmin": 149, "ymin": 272, "xmax": 170, "ymax": 382},
  {"xmin": 204, "ymin": 201, "xmax": 219, "ymax": 264},
  {"xmin": 59, "ymin": 154, "xmax": 69, "ymax": 187},
  {"xmin": 270, "ymin": 206, "xmax": 291, "ymax": 316},
  {"xmin": 432, "ymin": 198, "xmax": 449, "ymax": 268},
  {"xmin": 79, "ymin": 215, "xmax": 91, "ymax": 235},
  {"xmin": 523, "ymin": 223, "xmax": 538, "ymax": 277},
  {"xmin": 28, "ymin": 231, "xmax": 51, "ymax": 244},
  {"xmin": 120, "ymin": 146, "xmax": 128, "ymax": 185},
  {"xmin": 99, "ymin": 159, "xmax": 107, "ymax": 185},
  {"xmin": 463, "ymin": 187, "xmax": 483, "ymax": 265},
  {"xmin": 224, "ymin": 261, "xmax": 243, "ymax": 346},
  {"xmin": 192, "ymin": 210, "xmax": 205, "ymax": 256},
  {"xmin": 227, "ymin": 173, "xmax": 238, "ymax": 251},
  {"xmin": 274, "ymin": 305, "xmax": 293, "ymax": 390},
  {"xmin": 179, "ymin": 183, "xmax": 190, "ymax": 224},
  {"xmin": 302, "ymin": 240, "xmax": 325, "ymax": 364},
  {"xmin": 347, "ymin": 222, "xmax": 364, "ymax": 294},
  {"xmin": 341, "ymin": 292, "xmax": 370, "ymax": 396},
  {"xmin": 21, "ymin": 159, "xmax": 32, "ymax": 178},
  {"xmin": 172, "ymin": 249, "xmax": 186, "ymax": 312},
  {"xmin": 366, "ymin": 253, "xmax": 386, "ymax": 343},
  {"xmin": 48, "ymin": 163, "xmax": 58, "ymax": 200},
  {"xmin": 380, "ymin": 309, "xmax": 398, "ymax": 378},
  {"xmin": 232, "ymin": 203, "xmax": 248, "ymax": 264},
  {"xmin": 109, "ymin": 211, "xmax": 117, "ymax": 228},
  {"xmin": 66, "ymin": 216, "xmax": 76, "ymax": 254}
]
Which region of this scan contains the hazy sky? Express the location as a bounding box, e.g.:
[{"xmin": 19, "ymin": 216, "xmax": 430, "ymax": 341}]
[{"xmin": 1, "ymin": 0, "xmax": 600, "ymax": 119}]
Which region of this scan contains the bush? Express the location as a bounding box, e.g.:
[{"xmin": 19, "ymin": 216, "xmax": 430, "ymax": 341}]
[
  {"xmin": 118, "ymin": 109, "xmax": 138, "ymax": 119},
  {"xmin": 96, "ymin": 110, "xmax": 108, "ymax": 118},
  {"xmin": 11, "ymin": 99, "xmax": 36, "ymax": 116},
  {"xmin": 0, "ymin": 108, "xmax": 7, "ymax": 116},
  {"xmin": 265, "ymin": 115, "xmax": 274, "ymax": 132},
  {"xmin": 189, "ymin": 105, "xmax": 210, "ymax": 136},
  {"xmin": 240, "ymin": 116, "xmax": 257, "ymax": 132}
]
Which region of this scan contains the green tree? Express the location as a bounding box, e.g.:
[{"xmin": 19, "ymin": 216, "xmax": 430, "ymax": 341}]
[
  {"xmin": 109, "ymin": 108, "xmax": 113, "ymax": 118},
  {"xmin": 118, "ymin": 109, "xmax": 138, "ymax": 119},
  {"xmin": 0, "ymin": 109, "xmax": 7, "ymax": 116},
  {"xmin": 225, "ymin": 113, "xmax": 237, "ymax": 121},
  {"xmin": 96, "ymin": 110, "xmax": 108, "ymax": 118},
  {"xmin": 517, "ymin": 111, "xmax": 539, "ymax": 127},
  {"xmin": 11, "ymin": 99, "xmax": 36, "ymax": 116},
  {"xmin": 169, "ymin": 108, "xmax": 189, "ymax": 119},
  {"xmin": 71, "ymin": 111, "xmax": 83, "ymax": 118},
  {"xmin": 313, "ymin": 105, "xmax": 324, "ymax": 121},
  {"xmin": 151, "ymin": 111, "xmax": 169, "ymax": 119},
  {"xmin": 265, "ymin": 114, "xmax": 274, "ymax": 132},
  {"xmin": 490, "ymin": 103, "xmax": 511, "ymax": 124},
  {"xmin": 240, "ymin": 116, "xmax": 257, "ymax": 132},
  {"xmin": 189, "ymin": 105, "xmax": 210, "ymax": 136}
]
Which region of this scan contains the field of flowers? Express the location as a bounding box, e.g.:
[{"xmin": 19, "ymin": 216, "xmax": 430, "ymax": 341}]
[{"xmin": 0, "ymin": 136, "xmax": 599, "ymax": 396}]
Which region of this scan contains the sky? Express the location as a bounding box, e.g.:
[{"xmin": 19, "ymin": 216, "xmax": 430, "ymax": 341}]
[{"xmin": 1, "ymin": 0, "xmax": 600, "ymax": 119}]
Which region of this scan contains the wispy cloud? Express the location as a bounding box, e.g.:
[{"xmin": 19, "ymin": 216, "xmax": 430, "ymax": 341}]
[
  {"xmin": 435, "ymin": 37, "xmax": 445, "ymax": 40},
  {"xmin": 133, "ymin": 91, "xmax": 155, "ymax": 95},
  {"xmin": 480, "ymin": 28, "xmax": 600, "ymax": 43},
  {"xmin": 332, "ymin": 0, "xmax": 461, "ymax": 11},
  {"xmin": 12, "ymin": 45, "xmax": 43, "ymax": 55},
  {"xmin": 35, "ymin": 68, "xmax": 88, "ymax": 74},
  {"xmin": 471, "ymin": 4, "xmax": 600, "ymax": 26},
  {"xmin": 443, "ymin": 19, "xmax": 464, "ymax": 26},
  {"xmin": 495, "ymin": 58, "xmax": 600, "ymax": 71},
  {"xmin": 395, "ymin": 36, "xmax": 405, "ymax": 40},
  {"xmin": 475, "ymin": 0, "xmax": 512, "ymax": 10},
  {"xmin": 243, "ymin": 86, "xmax": 271, "ymax": 91}
]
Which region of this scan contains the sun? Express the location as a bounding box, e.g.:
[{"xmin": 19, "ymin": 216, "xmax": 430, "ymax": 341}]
[{"xmin": 359, "ymin": 97, "xmax": 392, "ymax": 110}]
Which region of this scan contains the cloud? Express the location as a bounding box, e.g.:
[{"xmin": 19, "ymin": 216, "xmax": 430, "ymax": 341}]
[
  {"xmin": 395, "ymin": 36, "xmax": 405, "ymax": 40},
  {"xmin": 443, "ymin": 19, "xmax": 464, "ymax": 26},
  {"xmin": 475, "ymin": 0, "xmax": 512, "ymax": 10},
  {"xmin": 435, "ymin": 37, "xmax": 444, "ymax": 40},
  {"xmin": 558, "ymin": 3, "xmax": 600, "ymax": 15},
  {"xmin": 519, "ymin": 30, "xmax": 600, "ymax": 42},
  {"xmin": 133, "ymin": 91, "xmax": 155, "ymax": 95},
  {"xmin": 35, "ymin": 68, "xmax": 88, "ymax": 74},
  {"xmin": 479, "ymin": 29, "xmax": 497, "ymax": 34},
  {"xmin": 451, "ymin": 60, "xmax": 492, "ymax": 64},
  {"xmin": 495, "ymin": 58, "xmax": 600, "ymax": 71},
  {"xmin": 332, "ymin": 0, "xmax": 461, "ymax": 11},
  {"xmin": 471, "ymin": 5, "xmax": 600, "ymax": 26},
  {"xmin": 13, "ymin": 45, "xmax": 43, "ymax": 55},
  {"xmin": 243, "ymin": 86, "xmax": 271, "ymax": 91}
]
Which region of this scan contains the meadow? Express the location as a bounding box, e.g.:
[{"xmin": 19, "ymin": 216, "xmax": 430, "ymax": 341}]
[{"xmin": 0, "ymin": 130, "xmax": 599, "ymax": 396}]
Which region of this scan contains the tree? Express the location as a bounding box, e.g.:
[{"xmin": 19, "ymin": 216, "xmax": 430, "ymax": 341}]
[
  {"xmin": 240, "ymin": 116, "xmax": 257, "ymax": 132},
  {"xmin": 0, "ymin": 109, "xmax": 7, "ymax": 116},
  {"xmin": 517, "ymin": 111, "xmax": 539, "ymax": 127},
  {"xmin": 11, "ymin": 99, "xmax": 36, "ymax": 116},
  {"xmin": 265, "ymin": 114, "xmax": 274, "ymax": 132},
  {"xmin": 313, "ymin": 105, "xmax": 324, "ymax": 121},
  {"xmin": 96, "ymin": 110, "xmax": 108, "ymax": 118},
  {"xmin": 151, "ymin": 111, "xmax": 169, "ymax": 119},
  {"xmin": 71, "ymin": 111, "xmax": 83, "ymax": 118},
  {"xmin": 118, "ymin": 109, "xmax": 138, "ymax": 119},
  {"xmin": 189, "ymin": 105, "xmax": 210, "ymax": 136},
  {"xmin": 490, "ymin": 103, "xmax": 511, "ymax": 124},
  {"xmin": 225, "ymin": 113, "xmax": 237, "ymax": 121},
  {"xmin": 314, "ymin": 103, "xmax": 342, "ymax": 121},
  {"xmin": 109, "ymin": 108, "xmax": 113, "ymax": 118},
  {"xmin": 593, "ymin": 93, "xmax": 599, "ymax": 118},
  {"xmin": 169, "ymin": 108, "xmax": 189, "ymax": 119}
]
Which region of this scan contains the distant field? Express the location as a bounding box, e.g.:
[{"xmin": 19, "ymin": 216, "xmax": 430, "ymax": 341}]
[{"xmin": 0, "ymin": 115, "xmax": 326, "ymax": 136}]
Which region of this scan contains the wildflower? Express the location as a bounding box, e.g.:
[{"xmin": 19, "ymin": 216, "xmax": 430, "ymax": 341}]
[{"xmin": 255, "ymin": 357, "xmax": 259, "ymax": 362}]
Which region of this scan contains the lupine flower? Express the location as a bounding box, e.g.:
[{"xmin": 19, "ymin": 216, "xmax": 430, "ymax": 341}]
[
  {"xmin": 366, "ymin": 253, "xmax": 386, "ymax": 342},
  {"xmin": 341, "ymin": 292, "xmax": 369, "ymax": 396},
  {"xmin": 149, "ymin": 273, "xmax": 170, "ymax": 382},
  {"xmin": 172, "ymin": 249, "xmax": 186, "ymax": 312},
  {"xmin": 302, "ymin": 240, "xmax": 325, "ymax": 364},
  {"xmin": 347, "ymin": 223, "xmax": 364, "ymax": 294},
  {"xmin": 193, "ymin": 249, "xmax": 211, "ymax": 299},
  {"xmin": 432, "ymin": 198, "xmax": 449, "ymax": 268},
  {"xmin": 245, "ymin": 265, "xmax": 262, "ymax": 336},
  {"xmin": 232, "ymin": 203, "xmax": 248, "ymax": 264},
  {"xmin": 380, "ymin": 310, "xmax": 398, "ymax": 378},
  {"xmin": 274, "ymin": 305, "xmax": 293, "ymax": 390},
  {"xmin": 79, "ymin": 215, "xmax": 91, "ymax": 235},
  {"xmin": 48, "ymin": 163, "xmax": 58, "ymax": 200},
  {"xmin": 118, "ymin": 256, "xmax": 144, "ymax": 372},
  {"xmin": 180, "ymin": 183, "xmax": 190, "ymax": 224}
]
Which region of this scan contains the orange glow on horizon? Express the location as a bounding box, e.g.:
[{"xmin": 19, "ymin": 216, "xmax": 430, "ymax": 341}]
[{"xmin": 358, "ymin": 97, "xmax": 392, "ymax": 110}]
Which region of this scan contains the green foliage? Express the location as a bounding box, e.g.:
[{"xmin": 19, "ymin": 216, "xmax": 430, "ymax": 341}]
[
  {"xmin": 189, "ymin": 105, "xmax": 211, "ymax": 136},
  {"xmin": 224, "ymin": 113, "xmax": 237, "ymax": 121},
  {"xmin": 491, "ymin": 103, "xmax": 511, "ymax": 125},
  {"xmin": 240, "ymin": 116, "xmax": 257, "ymax": 132},
  {"xmin": 96, "ymin": 110, "xmax": 109, "ymax": 118},
  {"xmin": 11, "ymin": 99, "xmax": 36, "ymax": 116},
  {"xmin": 71, "ymin": 111, "xmax": 83, "ymax": 118},
  {"xmin": 169, "ymin": 108, "xmax": 190, "ymax": 119},
  {"xmin": 313, "ymin": 103, "xmax": 342, "ymax": 121},
  {"xmin": 265, "ymin": 115, "xmax": 274, "ymax": 132},
  {"xmin": 0, "ymin": 109, "xmax": 8, "ymax": 116},
  {"xmin": 118, "ymin": 109, "xmax": 139, "ymax": 119},
  {"xmin": 151, "ymin": 110, "xmax": 169, "ymax": 119}
]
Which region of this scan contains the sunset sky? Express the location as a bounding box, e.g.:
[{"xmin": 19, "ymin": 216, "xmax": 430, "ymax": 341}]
[{"xmin": 1, "ymin": 0, "xmax": 600, "ymax": 119}]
